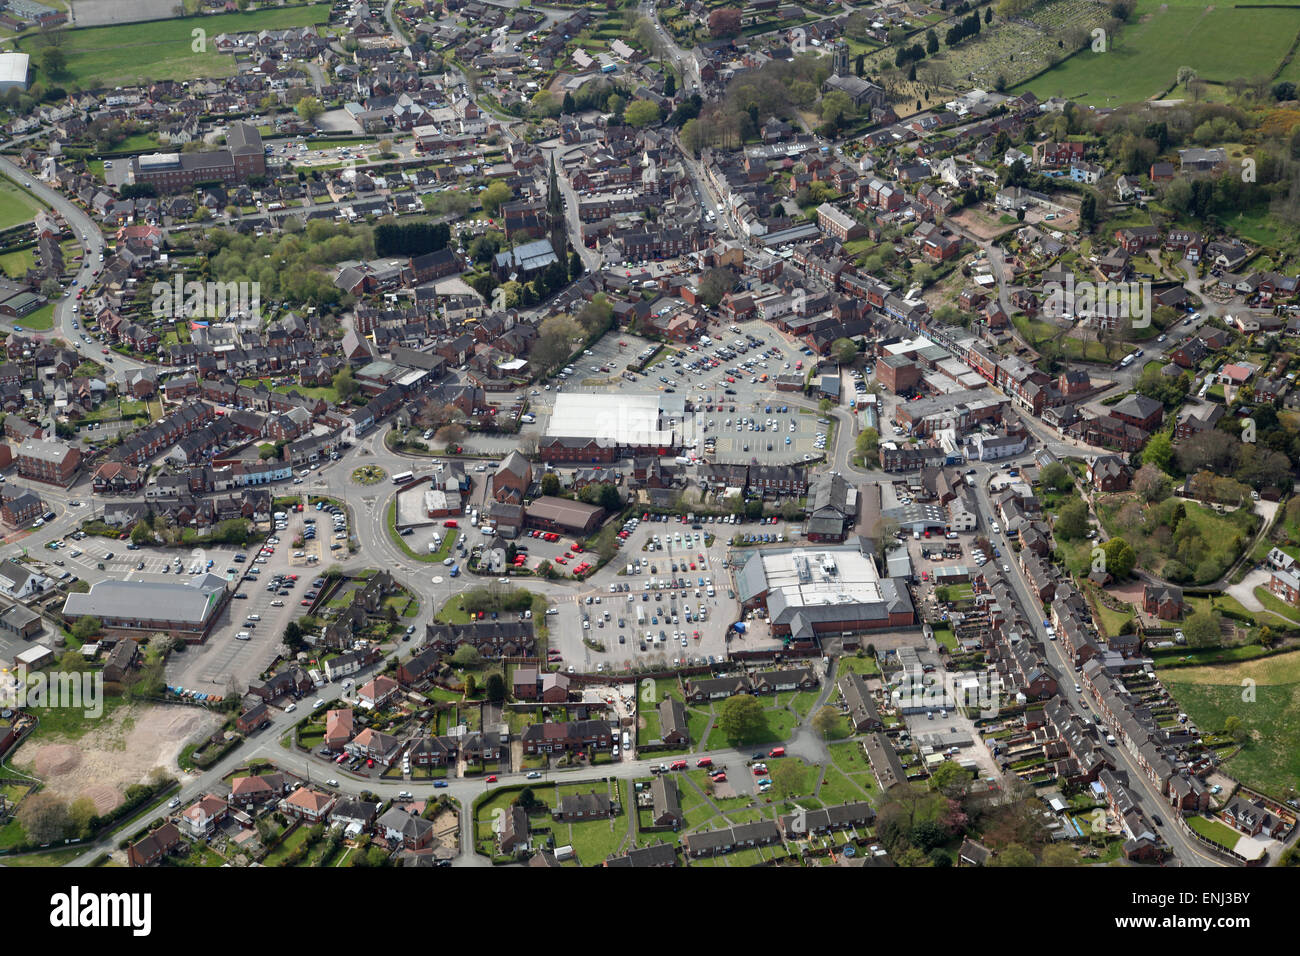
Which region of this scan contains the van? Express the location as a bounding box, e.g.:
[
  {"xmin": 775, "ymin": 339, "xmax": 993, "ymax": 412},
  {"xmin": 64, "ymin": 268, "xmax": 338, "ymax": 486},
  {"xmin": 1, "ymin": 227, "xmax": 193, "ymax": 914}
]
[
  {"xmin": 274, "ymin": 511, "xmax": 287, "ymax": 521},
  {"xmin": 247, "ymin": 614, "xmax": 261, "ymax": 622},
  {"xmin": 768, "ymin": 747, "xmax": 786, "ymax": 758}
]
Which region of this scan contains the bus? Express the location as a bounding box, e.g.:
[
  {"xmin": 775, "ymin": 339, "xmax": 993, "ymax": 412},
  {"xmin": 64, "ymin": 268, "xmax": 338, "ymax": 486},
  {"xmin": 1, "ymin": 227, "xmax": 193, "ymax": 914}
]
[{"xmin": 392, "ymin": 470, "xmax": 414, "ymax": 485}]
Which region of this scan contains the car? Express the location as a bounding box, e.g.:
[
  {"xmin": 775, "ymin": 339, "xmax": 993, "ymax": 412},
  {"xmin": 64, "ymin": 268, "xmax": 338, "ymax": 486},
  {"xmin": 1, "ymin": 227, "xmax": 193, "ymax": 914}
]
[
  {"xmin": 486, "ymin": 775, "xmax": 498, "ymax": 783},
  {"xmin": 325, "ymin": 779, "xmax": 339, "ymax": 787},
  {"xmin": 526, "ymin": 770, "xmax": 542, "ymax": 779}
]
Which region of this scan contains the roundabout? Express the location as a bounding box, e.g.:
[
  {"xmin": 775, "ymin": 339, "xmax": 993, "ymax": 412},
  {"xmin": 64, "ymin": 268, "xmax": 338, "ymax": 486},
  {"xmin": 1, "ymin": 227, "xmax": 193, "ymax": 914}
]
[{"xmin": 351, "ymin": 464, "xmax": 387, "ymax": 485}]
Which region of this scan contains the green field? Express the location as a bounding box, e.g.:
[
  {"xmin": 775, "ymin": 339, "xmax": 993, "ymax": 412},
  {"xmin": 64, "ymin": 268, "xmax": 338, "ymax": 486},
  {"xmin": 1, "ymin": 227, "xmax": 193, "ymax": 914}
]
[
  {"xmin": 16, "ymin": 5, "xmax": 331, "ymax": 88},
  {"xmin": 14, "ymin": 303, "xmax": 55, "ymax": 331},
  {"xmin": 0, "ymin": 247, "xmax": 35, "ymax": 280},
  {"xmin": 1162, "ymin": 651, "xmax": 1300, "ymax": 798},
  {"xmin": 0, "ymin": 178, "xmax": 46, "ymax": 231},
  {"xmin": 1017, "ymin": 0, "xmax": 1300, "ymax": 106}
]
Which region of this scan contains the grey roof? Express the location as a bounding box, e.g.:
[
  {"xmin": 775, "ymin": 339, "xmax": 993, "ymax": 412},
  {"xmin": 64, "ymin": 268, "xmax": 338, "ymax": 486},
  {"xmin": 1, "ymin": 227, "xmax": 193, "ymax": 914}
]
[{"xmin": 63, "ymin": 574, "xmax": 227, "ymax": 625}]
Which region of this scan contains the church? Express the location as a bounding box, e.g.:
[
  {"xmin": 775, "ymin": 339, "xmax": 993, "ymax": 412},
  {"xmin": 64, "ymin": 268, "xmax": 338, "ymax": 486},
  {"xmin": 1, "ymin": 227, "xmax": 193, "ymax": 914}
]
[{"xmin": 822, "ymin": 40, "xmax": 889, "ymax": 111}]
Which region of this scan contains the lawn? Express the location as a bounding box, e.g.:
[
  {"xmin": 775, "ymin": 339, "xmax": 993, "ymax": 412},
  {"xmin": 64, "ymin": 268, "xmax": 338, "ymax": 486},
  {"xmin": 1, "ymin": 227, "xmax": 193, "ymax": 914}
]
[
  {"xmin": 0, "ymin": 178, "xmax": 46, "ymax": 232},
  {"xmin": 1162, "ymin": 650, "xmax": 1300, "ymax": 798},
  {"xmin": 703, "ymin": 706, "xmax": 795, "ymax": 750},
  {"xmin": 0, "ymin": 247, "xmax": 35, "ymax": 280},
  {"xmin": 1017, "ymin": 0, "xmax": 1300, "ymax": 106},
  {"xmin": 1096, "ymin": 494, "xmax": 1255, "ymax": 585},
  {"xmin": 818, "ymin": 765, "xmax": 874, "ymax": 805},
  {"xmin": 1251, "ymin": 587, "xmax": 1300, "ymax": 627},
  {"xmin": 1187, "ymin": 815, "xmax": 1242, "ymax": 850},
  {"xmin": 14, "ymin": 303, "xmax": 54, "ymax": 332},
  {"xmin": 15, "ymin": 6, "xmax": 332, "ymax": 88},
  {"xmin": 837, "ymin": 656, "xmax": 879, "ymax": 677}
]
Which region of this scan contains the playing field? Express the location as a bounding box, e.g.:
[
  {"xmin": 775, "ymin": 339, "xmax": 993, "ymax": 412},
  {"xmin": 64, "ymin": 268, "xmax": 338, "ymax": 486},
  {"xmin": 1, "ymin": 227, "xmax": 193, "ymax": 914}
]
[
  {"xmin": 16, "ymin": 5, "xmax": 331, "ymax": 88},
  {"xmin": 1017, "ymin": 0, "xmax": 1300, "ymax": 105}
]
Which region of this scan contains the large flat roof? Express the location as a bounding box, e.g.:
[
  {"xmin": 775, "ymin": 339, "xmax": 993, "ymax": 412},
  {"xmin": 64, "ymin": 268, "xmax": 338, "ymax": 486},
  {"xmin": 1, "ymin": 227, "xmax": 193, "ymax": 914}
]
[
  {"xmin": 758, "ymin": 546, "xmax": 885, "ymax": 609},
  {"xmin": 546, "ymin": 392, "xmax": 679, "ymax": 447},
  {"xmin": 63, "ymin": 575, "xmax": 227, "ymax": 626}
]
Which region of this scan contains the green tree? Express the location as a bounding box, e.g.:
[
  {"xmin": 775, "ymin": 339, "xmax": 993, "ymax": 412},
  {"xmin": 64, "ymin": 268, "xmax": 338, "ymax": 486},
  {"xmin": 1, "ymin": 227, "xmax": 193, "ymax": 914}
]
[
  {"xmin": 541, "ymin": 472, "xmax": 561, "ymax": 496},
  {"xmin": 1142, "ymin": 432, "xmax": 1174, "ymax": 472},
  {"xmin": 295, "ymin": 96, "xmax": 324, "ymax": 124},
  {"xmin": 130, "ymin": 522, "xmax": 154, "ymax": 546},
  {"xmin": 1184, "ymin": 608, "xmax": 1221, "ymax": 648},
  {"xmin": 71, "ymin": 615, "xmax": 102, "ymax": 642},
  {"xmin": 333, "ymin": 366, "xmax": 360, "ymax": 403},
  {"xmin": 856, "ymin": 427, "xmax": 879, "ymax": 460},
  {"xmin": 990, "ymin": 843, "xmax": 1036, "ymax": 867},
  {"xmin": 1055, "ymin": 499, "xmax": 1089, "ymax": 540},
  {"xmin": 485, "ymin": 672, "xmax": 506, "ymax": 704},
  {"xmin": 624, "ymin": 99, "xmax": 662, "ymax": 127},
  {"xmin": 40, "ymin": 46, "xmax": 66, "ymax": 78},
  {"xmin": 481, "ymin": 181, "xmax": 514, "ymax": 219},
  {"xmin": 1040, "ymin": 462, "xmax": 1071, "ymax": 491},
  {"xmin": 1101, "ymin": 537, "xmax": 1137, "ymax": 578},
  {"xmin": 718, "ymin": 693, "xmax": 764, "ymax": 741},
  {"xmin": 811, "ymin": 705, "xmax": 841, "ymax": 738},
  {"xmin": 832, "ymin": 337, "xmax": 858, "ymax": 365}
]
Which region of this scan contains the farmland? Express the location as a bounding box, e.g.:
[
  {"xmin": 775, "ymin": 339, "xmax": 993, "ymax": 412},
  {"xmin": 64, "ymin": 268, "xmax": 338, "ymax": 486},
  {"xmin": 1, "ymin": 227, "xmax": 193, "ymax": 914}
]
[
  {"xmin": 15, "ymin": 5, "xmax": 331, "ymax": 88},
  {"xmin": 1018, "ymin": 0, "xmax": 1300, "ymax": 105}
]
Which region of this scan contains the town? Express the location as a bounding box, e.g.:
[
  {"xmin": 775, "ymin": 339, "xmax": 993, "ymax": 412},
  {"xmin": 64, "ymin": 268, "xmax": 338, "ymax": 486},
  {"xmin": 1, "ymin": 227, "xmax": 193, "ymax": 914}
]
[{"xmin": 0, "ymin": 0, "xmax": 1293, "ymax": 877}]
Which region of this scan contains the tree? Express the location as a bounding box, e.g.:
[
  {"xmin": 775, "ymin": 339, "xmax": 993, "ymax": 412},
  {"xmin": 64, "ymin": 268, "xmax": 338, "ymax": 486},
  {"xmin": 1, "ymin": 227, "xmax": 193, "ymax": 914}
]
[
  {"xmin": 856, "ymin": 427, "xmax": 879, "ymax": 460},
  {"xmin": 1055, "ymin": 499, "xmax": 1089, "ymax": 540},
  {"xmin": 333, "ymin": 366, "xmax": 360, "ymax": 403},
  {"xmin": 1133, "ymin": 464, "xmax": 1172, "ymax": 503},
  {"xmin": 928, "ymin": 760, "xmax": 968, "ymax": 796},
  {"xmin": 451, "ymin": 644, "xmax": 482, "ymax": 669},
  {"xmin": 1142, "ymin": 431, "xmax": 1174, "ymax": 472},
  {"xmin": 1040, "ymin": 461, "xmax": 1072, "ymax": 491},
  {"xmin": 707, "ymin": 7, "xmax": 742, "ymax": 38},
  {"xmin": 71, "ymin": 615, "xmax": 102, "ymax": 642},
  {"xmin": 812, "ymin": 705, "xmax": 842, "ymax": 738},
  {"xmin": 696, "ymin": 267, "xmax": 737, "ymax": 307},
  {"xmin": 541, "ymin": 472, "xmax": 560, "ymax": 496},
  {"xmin": 17, "ymin": 792, "xmax": 72, "ymax": 844},
  {"xmin": 485, "ymin": 672, "xmax": 506, "ymax": 704},
  {"xmin": 990, "ymin": 843, "xmax": 1036, "ymax": 867},
  {"xmin": 1184, "ymin": 608, "xmax": 1221, "ymax": 647},
  {"xmin": 624, "ymin": 99, "xmax": 661, "ymax": 127},
  {"xmin": 130, "ymin": 522, "xmax": 154, "ymax": 546},
  {"xmin": 832, "ymin": 337, "xmax": 858, "ymax": 365},
  {"xmin": 717, "ymin": 693, "xmax": 764, "ymax": 741},
  {"xmin": 481, "ymin": 181, "xmax": 514, "ymax": 219},
  {"xmin": 295, "ymin": 96, "xmax": 324, "ymax": 124},
  {"xmin": 40, "ymin": 46, "xmax": 66, "ymax": 78},
  {"xmin": 1101, "ymin": 537, "xmax": 1137, "ymax": 578},
  {"xmin": 1041, "ymin": 844, "xmax": 1079, "ymax": 867},
  {"xmin": 464, "ymin": 673, "xmax": 478, "ymax": 697}
]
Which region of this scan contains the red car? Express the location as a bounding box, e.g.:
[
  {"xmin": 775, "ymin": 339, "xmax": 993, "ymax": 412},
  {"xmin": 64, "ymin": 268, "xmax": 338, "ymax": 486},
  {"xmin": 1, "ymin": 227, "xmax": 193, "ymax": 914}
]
[
  {"xmin": 486, "ymin": 775, "xmax": 497, "ymax": 783},
  {"xmin": 696, "ymin": 757, "xmax": 713, "ymax": 768},
  {"xmin": 366, "ymin": 759, "xmax": 374, "ymax": 768},
  {"xmin": 300, "ymin": 599, "xmax": 312, "ymax": 606},
  {"xmin": 444, "ymin": 520, "xmax": 459, "ymax": 528},
  {"xmin": 711, "ymin": 772, "xmax": 727, "ymax": 783}
]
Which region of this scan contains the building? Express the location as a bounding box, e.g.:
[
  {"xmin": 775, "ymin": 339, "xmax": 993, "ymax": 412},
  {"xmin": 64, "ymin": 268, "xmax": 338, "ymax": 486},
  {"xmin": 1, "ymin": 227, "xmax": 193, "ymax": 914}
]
[
  {"xmin": 1142, "ymin": 583, "xmax": 1183, "ymax": 621},
  {"xmin": 0, "ymin": 52, "xmax": 29, "ymax": 92},
  {"xmin": 735, "ymin": 544, "xmax": 913, "ymax": 646},
  {"xmin": 524, "ymin": 496, "xmax": 604, "ymax": 536},
  {"xmin": 130, "ymin": 122, "xmax": 264, "ymax": 192},
  {"xmin": 15, "ymin": 438, "xmax": 80, "ymax": 485},
  {"xmin": 62, "ymin": 574, "xmax": 230, "ymax": 643}
]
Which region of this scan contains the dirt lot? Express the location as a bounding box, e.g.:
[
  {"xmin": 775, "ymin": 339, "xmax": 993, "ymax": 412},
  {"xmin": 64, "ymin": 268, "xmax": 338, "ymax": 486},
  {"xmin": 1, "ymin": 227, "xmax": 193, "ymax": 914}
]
[{"xmin": 15, "ymin": 704, "xmax": 220, "ymax": 813}]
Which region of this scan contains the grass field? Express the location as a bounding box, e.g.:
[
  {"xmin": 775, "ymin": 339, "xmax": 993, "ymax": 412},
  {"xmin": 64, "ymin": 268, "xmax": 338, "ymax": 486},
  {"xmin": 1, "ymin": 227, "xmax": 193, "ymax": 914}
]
[
  {"xmin": 14, "ymin": 303, "xmax": 55, "ymax": 331},
  {"xmin": 16, "ymin": 5, "xmax": 331, "ymax": 88},
  {"xmin": 0, "ymin": 179, "xmax": 46, "ymax": 231},
  {"xmin": 1162, "ymin": 650, "xmax": 1300, "ymax": 797},
  {"xmin": 1017, "ymin": 0, "xmax": 1300, "ymax": 106},
  {"xmin": 0, "ymin": 247, "xmax": 35, "ymax": 280}
]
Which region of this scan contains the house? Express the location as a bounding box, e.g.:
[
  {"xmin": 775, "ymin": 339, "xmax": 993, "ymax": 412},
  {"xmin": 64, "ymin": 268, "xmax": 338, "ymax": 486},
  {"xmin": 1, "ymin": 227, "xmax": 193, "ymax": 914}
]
[
  {"xmin": 376, "ymin": 805, "xmax": 436, "ymax": 849},
  {"xmin": 1142, "ymin": 583, "xmax": 1183, "ymax": 621},
  {"xmin": 498, "ymin": 804, "xmax": 531, "ymax": 855},
  {"xmin": 180, "ymin": 794, "xmax": 228, "ymax": 838},
  {"xmin": 658, "ymin": 696, "xmax": 689, "ymax": 746},
  {"xmin": 282, "ymin": 788, "xmax": 336, "ymax": 822},
  {"xmin": 357, "ymin": 674, "xmax": 400, "ymax": 709},
  {"xmin": 324, "ymin": 709, "xmax": 355, "ymax": 752},
  {"xmin": 683, "ymin": 820, "xmax": 782, "ymax": 858},
  {"xmin": 1087, "ymin": 455, "xmax": 1131, "ymax": 492},
  {"xmin": 552, "ymin": 791, "xmax": 615, "ymax": 822},
  {"xmin": 127, "ymin": 823, "xmax": 182, "ymax": 867},
  {"xmin": 838, "ymin": 671, "xmax": 882, "ymax": 732},
  {"xmin": 779, "ymin": 801, "xmax": 875, "ymax": 839},
  {"xmin": 648, "ymin": 776, "xmax": 682, "ymax": 829}
]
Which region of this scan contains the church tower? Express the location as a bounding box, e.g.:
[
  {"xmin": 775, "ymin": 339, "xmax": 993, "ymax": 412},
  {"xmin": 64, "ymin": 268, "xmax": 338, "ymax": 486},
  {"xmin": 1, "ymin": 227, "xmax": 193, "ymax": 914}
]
[
  {"xmin": 832, "ymin": 39, "xmax": 849, "ymax": 77},
  {"xmin": 546, "ymin": 153, "xmax": 566, "ymax": 257}
]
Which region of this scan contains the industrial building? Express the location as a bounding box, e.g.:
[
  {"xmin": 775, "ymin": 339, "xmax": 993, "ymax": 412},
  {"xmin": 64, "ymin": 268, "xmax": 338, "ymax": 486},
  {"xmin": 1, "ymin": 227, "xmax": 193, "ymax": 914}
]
[{"xmin": 735, "ymin": 542, "xmax": 914, "ymax": 647}]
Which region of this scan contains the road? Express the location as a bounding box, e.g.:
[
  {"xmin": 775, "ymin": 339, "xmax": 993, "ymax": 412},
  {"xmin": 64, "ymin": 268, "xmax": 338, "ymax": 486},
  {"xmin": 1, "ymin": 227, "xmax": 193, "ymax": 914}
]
[{"xmin": 0, "ymin": 158, "xmax": 145, "ymax": 387}]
